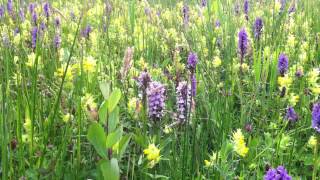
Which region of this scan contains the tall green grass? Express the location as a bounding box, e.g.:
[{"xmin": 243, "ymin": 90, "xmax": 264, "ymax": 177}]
[{"xmin": 0, "ymin": 0, "xmax": 319, "ymax": 179}]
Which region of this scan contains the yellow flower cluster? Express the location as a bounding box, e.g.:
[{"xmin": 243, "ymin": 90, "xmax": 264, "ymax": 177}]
[
  {"xmin": 233, "ymin": 62, "xmax": 250, "ymax": 73},
  {"xmin": 26, "ymin": 53, "xmax": 41, "ymax": 67},
  {"xmin": 212, "ymin": 56, "xmax": 222, "ymax": 68},
  {"xmin": 278, "ymin": 75, "xmax": 293, "ymax": 89},
  {"xmin": 288, "ymin": 93, "xmax": 299, "ymax": 106},
  {"xmin": 163, "ymin": 125, "xmax": 172, "ymax": 134},
  {"xmin": 308, "ymin": 136, "xmax": 317, "ymax": 148},
  {"xmin": 204, "ymin": 152, "xmax": 218, "ymax": 168},
  {"xmin": 55, "ymin": 64, "xmax": 73, "ymax": 81},
  {"xmin": 143, "ymin": 143, "xmax": 160, "ymax": 168},
  {"xmin": 62, "ymin": 113, "xmax": 73, "ymax": 123},
  {"xmin": 274, "ymin": 0, "xmax": 282, "ymax": 13},
  {"xmin": 83, "ymin": 56, "xmax": 97, "ymax": 73},
  {"xmin": 82, "ymin": 93, "xmax": 97, "ymax": 110},
  {"xmin": 287, "ymin": 34, "xmax": 295, "ymax": 49},
  {"xmin": 127, "ymin": 97, "xmax": 141, "ymax": 116},
  {"xmin": 307, "ymin": 68, "xmax": 320, "ymax": 95},
  {"xmin": 232, "ymin": 129, "xmax": 249, "ymax": 157},
  {"xmin": 22, "ymin": 109, "xmax": 32, "ymax": 143}
]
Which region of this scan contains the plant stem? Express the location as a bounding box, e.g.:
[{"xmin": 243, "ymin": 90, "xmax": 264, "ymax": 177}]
[{"xmin": 312, "ymin": 136, "xmax": 318, "ymax": 180}]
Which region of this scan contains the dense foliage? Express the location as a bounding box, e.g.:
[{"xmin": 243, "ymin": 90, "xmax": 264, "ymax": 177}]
[{"xmin": 0, "ymin": 0, "xmax": 319, "ymax": 179}]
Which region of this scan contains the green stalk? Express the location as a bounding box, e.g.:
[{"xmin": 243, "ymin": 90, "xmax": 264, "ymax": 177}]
[
  {"xmin": 312, "ymin": 136, "xmax": 318, "ymax": 180},
  {"xmin": 30, "ymin": 28, "xmax": 41, "ymax": 159},
  {"xmin": 76, "ymin": 41, "xmax": 84, "ymax": 176},
  {"xmin": 39, "ymin": 14, "xmax": 82, "ymax": 168},
  {"xmin": 1, "ymin": 41, "xmax": 9, "ymax": 179}
]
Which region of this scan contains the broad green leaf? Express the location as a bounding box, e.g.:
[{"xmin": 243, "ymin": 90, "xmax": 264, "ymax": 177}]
[
  {"xmin": 106, "ymin": 127, "xmax": 122, "ymax": 148},
  {"xmin": 302, "ymin": 154, "xmax": 314, "ymax": 166},
  {"xmin": 87, "ymin": 123, "xmax": 107, "ymax": 158},
  {"xmin": 99, "ymin": 81, "xmax": 110, "ymax": 100},
  {"xmin": 107, "ymin": 88, "xmax": 121, "ymax": 113},
  {"xmin": 99, "ymin": 100, "xmax": 108, "ymax": 124},
  {"xmin": 99, "ymin": 159, "xmax": 120, "ymax": 180},
  {"xmin": 133, "ymin": 131, "xmax": 146, "ymax": 147},
  {"xmin": 108, "ymin": 106, "xmax": 119, "ymax": 132},
  {"xmin": 117, "ymin": 134, "xmax": 131, "ymax": 159}
]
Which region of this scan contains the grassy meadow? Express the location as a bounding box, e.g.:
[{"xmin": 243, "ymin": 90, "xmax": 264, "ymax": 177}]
[{"xmin": 0, "ymin": 0, "xmax": 320, "ymax": 179}]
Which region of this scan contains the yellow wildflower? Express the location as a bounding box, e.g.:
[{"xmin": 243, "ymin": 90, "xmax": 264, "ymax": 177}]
[
  {"xmin": 90, "ymin": 30, "xmax": 99, "ymax": 46},
  {"xmin": 62, "ymin": 113, "xmax": 73, "ymax": 123},
  {"xmin": 307, "ymin": 68, "xmax": 319, "ymax": 86},
  {"xmin": 55, "ymin": 64, "xmax": 73, "ymax": 81},
  {"xmin": 22, "ymin": 134, "xmax": 31, "ymax": 143},
  {"xmin": 23, "ymin": 116, "xmax": 32, "ymax": 134},
  {"xmin": 164, "ymin": 125, "xmax": 172, "ymax": 134},
  {"xmin": 128, "ymin": 97, "xmax": 138, "ymax": 113},
  {"xmin": 143, "ymin": 144, "xmax": 160, "ymax": 168},
  {"xmin": 82, "ymin": 93, "xmax": 97, "ymax": 110},
  {"xmin": 274, "ymin": 0, "xmax": 281, "ymax": 13},
  {"xmin": 26, "ymin": 53, "xmax": 36, "ymax": 67},
  {"xmin": 14, "ymin": 56, "xmax": 19, "ymax": 64},
  {"xmin": 174, "ymin": 61, "xmax": 185, "ymax": 72},
  {"xmin": 308, "ymin": 136, "xmax": 317, "ymax": 148},
  {"xmin": 278, "ymin": 75, "xmax": 293, "ymax": 89},
  {"xmin": 264, "ymin": 46, "xmax": 271, "ymax": 58},
  {"xmin": 151, "ymin": 68, "xmax": 162, "ymax": 77},
  {"xmin": 310, "ymin": 86, "xmax": 320, "ymax": 95},
  {"xmin": 288, "ymin": 93, "xmax": 299, "ymax": 106},
  {"xmin": 287, "ymin": 34, "xmax": 295, "ymax": 48},
  {"xmin": 138, "ymin": 57, "xmax": 148, "ymax": 70},
  {"xmin": 67, "ymin": 33, "xmax": 74, "ymax": 43},
  {"xmin": 58, "ymin": 49, "xmax": 65, "ymax": 62},
  {"xmin": 232, "ymin": 129, "xmax": 249, "ymax": 157},
  {"xmin": 204, "ymin": 160, "xmax": 211, "ymax": 168},
  {"xmin": 21, "ymin": 20, "xmax": 31, "ymax": 34},
  {"xmin": 204, "ymin": 152, "xmax": 218, "ymax": 168},
  {"xmin": 13, "ymin": 33, "xmax": 21, "ymax": 46},
  {"xmin": 241, "ymin": 63, "xmax": 249, "ymax": 72},
  {"xmin": 215, "ymin": 26, "xmax": 222, "ymax": 35},
  {"xmin": 233, "ymin": 62, "xmax": 249, "ymax": 73},
  {"xmin": 212, "ymin": 56, "xmax": 222, "ymax": 68},
  {"xmin": 217, "ymin": 82, "xmax": 224, "ymax": 88},
  {"xmin": 302, "ymin": 41, "xmax": 309, "ymax": 51},
  {"xmin": 83, "ymin": 56, "xmax": 96, "ymax": 73},
  {"xmin": 299, "ymin": 51, "xmax": 307, "ymax": 63}
]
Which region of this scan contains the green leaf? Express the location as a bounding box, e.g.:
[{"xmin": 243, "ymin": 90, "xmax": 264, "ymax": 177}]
[
  {"xmin": 87, "ymin": 123, "xmax": 107, "ymax": 158},
  {"xmin": 117, "ymin": 134, "xmax": 131, "ymax": 159},
  {"xmin": 264, "ymin": 132, "xmax": 273, "ymax": 147},
  {"xmin": 108, "ymin": 106, "xmax": 119, "ymax": 132},
  {"xmin": 133, "ymin": 131, "xmax": 146, "ymax": 147},
  {"xmin": 302, "ymin": 154, "xmax": 314, "ymax": 166},
  {"xmin": 99, "ymin": 81, "xmax": 110, "ymax": 100},
  {"xmin": 253, "ymin": 47, "xmax": 262, "ymax": 83},
  {"xmin": 106, "ymin": 127, "xmax": 122, "ymax": 148},
  {"xmin": 212, "ymin": 0, "xmax": 219, "ymax": 13},
  {"xmin": 99, "ymin": 159, "xmax": 120, "ymax": 180},
  {"xmin": 99, "ymin": 100, "xmax": 108, "ymax": 124},
  {"xmin": 145, "ymin": 173, "xmax": 169, "ymax": 179},
  {"xmin": 107, "ymin": 88, "xmax": 121, "ymax": 113}
]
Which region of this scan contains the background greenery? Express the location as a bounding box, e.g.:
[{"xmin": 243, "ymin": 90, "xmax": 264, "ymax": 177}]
[{"xmin": 0, "ymin": 0, "xmax": 319, "ymax": 179}]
